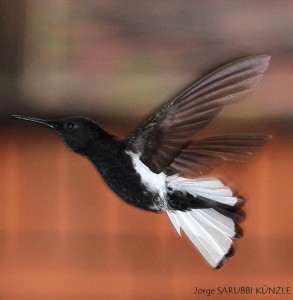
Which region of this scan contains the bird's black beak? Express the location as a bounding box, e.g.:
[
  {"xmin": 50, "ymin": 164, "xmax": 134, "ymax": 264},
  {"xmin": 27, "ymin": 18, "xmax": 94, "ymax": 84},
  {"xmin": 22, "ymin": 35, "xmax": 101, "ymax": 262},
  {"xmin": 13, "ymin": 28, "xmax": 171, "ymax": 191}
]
[{"xmin": 10, "ymin": 115, "xmax": 56, "ymax": 128}]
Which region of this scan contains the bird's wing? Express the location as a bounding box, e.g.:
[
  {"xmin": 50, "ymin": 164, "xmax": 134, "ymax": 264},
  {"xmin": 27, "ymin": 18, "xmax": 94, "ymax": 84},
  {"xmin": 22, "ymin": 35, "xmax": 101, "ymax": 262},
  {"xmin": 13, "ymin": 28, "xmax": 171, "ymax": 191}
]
[
  {"xmin": 126, "ymin": 55, "xmax": 270, "ymax": 173},
  {"xmin": 165, "ymin": 134, "xmax": 271, "ymax": 178}
]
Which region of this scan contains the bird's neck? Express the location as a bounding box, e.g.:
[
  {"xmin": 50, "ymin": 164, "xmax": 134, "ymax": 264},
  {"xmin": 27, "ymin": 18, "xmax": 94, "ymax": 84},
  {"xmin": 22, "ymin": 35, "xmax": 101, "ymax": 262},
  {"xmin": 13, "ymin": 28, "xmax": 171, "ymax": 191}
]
[
  {"xmin": 73, "ymin": 128, "xmax": 117, "ymax": 159},
  {"xmin": 85, "ymin": 134, "xmax": 122, "ymax": 162}
]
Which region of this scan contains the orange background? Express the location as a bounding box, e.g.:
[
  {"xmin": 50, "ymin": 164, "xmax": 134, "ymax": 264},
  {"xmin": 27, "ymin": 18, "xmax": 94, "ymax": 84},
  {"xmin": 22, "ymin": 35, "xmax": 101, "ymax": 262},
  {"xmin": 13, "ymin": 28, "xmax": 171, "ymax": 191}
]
[{"xmin": 0, "ymin": 121, "xmax": 292, "ymax": 299}]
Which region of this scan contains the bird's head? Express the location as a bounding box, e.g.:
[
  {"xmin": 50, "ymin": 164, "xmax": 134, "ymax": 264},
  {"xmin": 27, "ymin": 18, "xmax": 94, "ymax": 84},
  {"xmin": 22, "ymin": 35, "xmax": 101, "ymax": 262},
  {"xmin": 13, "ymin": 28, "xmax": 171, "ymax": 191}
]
[{"xmin": 11, "ymin": 115, "xmax": 112, "ymax": 157}]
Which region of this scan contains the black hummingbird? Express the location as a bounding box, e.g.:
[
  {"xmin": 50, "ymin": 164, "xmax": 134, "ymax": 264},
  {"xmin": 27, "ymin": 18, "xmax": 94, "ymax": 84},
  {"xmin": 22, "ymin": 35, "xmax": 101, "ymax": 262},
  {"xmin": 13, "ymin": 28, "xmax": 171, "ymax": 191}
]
[{"xmin": 12, "ymin": 55, "xmax": 271, "ymax": 268}]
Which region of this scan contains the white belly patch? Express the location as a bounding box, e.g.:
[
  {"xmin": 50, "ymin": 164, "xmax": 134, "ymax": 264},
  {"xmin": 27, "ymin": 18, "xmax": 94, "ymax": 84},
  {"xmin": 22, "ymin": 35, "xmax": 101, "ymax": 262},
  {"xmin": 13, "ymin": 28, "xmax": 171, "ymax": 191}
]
[{"xmin": 126, "ymin": 151, "xmax": 167, "ymax": 209}]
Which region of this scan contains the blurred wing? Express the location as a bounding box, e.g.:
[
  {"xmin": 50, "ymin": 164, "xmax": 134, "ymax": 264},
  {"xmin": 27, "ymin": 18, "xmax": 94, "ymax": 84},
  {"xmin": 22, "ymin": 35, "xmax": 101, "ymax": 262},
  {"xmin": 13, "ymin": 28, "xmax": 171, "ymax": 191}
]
[
  {"xmin": 126, "ymin": 55, "xmax": 271, "ymax": 173},
  {"xmin": 166, "ymin": 134, "xmax": 271, "ymax": 178}
]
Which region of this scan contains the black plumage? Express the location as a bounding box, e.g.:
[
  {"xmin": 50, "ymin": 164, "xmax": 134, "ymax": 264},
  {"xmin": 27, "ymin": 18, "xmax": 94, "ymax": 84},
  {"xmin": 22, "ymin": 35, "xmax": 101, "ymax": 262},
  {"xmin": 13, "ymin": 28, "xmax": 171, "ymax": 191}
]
[{"xmin": 11, "ymin": 55, "xmax": 271, "ymax": 268}]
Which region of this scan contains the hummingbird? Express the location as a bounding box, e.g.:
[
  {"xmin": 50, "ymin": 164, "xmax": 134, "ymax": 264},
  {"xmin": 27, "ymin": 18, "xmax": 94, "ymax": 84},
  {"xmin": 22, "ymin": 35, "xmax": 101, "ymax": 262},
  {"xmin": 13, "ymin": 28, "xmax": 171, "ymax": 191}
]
[{"xmin": 12, "ymin": 55, "xmax": 271, "ymax": 268}]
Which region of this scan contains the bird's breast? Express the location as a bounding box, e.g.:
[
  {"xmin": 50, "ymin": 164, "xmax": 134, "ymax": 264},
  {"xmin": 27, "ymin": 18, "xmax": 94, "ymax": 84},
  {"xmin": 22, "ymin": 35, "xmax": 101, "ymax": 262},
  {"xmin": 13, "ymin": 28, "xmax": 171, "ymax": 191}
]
[{"xmin": 91, "ymin": 148, "xmax": 167, "ymax": 213}]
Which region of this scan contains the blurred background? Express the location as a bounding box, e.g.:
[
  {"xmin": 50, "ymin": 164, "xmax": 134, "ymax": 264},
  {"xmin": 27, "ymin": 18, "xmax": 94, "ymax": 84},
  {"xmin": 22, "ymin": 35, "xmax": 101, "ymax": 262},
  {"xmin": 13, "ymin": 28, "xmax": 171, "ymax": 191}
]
[{"xmin": 1, "ymin": 0, "xmax": 293, "ymax": 299}]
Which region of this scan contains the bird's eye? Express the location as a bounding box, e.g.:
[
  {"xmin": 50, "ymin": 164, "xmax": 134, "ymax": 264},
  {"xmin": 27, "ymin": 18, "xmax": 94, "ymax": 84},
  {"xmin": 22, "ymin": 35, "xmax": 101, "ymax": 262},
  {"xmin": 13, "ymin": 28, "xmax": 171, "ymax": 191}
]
[{"xmin": 64, "ymin": 121, "xmax": 77, "ymax": 129}]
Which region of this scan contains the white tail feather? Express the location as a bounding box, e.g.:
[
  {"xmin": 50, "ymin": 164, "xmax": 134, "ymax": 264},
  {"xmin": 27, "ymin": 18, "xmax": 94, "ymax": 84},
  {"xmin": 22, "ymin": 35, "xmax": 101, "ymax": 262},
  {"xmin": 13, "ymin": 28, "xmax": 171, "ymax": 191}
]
[
  {"xmin": 166, "ymin": 176, "xmax": 240, "ymax": 268},
  {"xmin": 167, "ymin": 176, "xmax": 239, "ymax": 206},
  {"xmin": 167, "ymin": 208, "xmax": 235, "ymax": 268},
  {"xmin": 196, "ymin": 209, "xmax": 235, "ymax": 237},
  {"xmin": 190, "ymin": 210, "xmax": 232, "ymax": 251},
  {"xmin": 167, "ymin": 210, "xmax": 181, "ymax": 235}
]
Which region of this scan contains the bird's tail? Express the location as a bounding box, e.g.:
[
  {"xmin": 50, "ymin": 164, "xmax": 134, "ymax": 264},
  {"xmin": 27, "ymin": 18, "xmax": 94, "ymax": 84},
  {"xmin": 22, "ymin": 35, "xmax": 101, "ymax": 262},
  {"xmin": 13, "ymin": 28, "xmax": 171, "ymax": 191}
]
[{"xmin": 166, "ymin": 176, "xmax": 243, "ymax": 268}]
